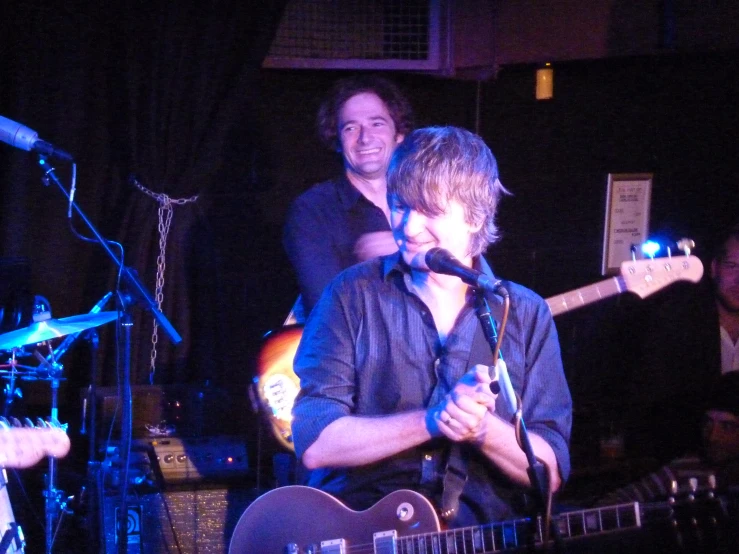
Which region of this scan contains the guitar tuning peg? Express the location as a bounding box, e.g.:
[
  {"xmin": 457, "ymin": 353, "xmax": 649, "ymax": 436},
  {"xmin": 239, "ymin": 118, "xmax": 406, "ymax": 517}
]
[
  {"xmin": 688, "ymin": 477, "xmax": 698, "ymax": 493},
  {"xmin": 23, "ymin": 417, "xmax": 34, "ymax": 428},
  {"xmin": 708, "ymin": 474, "xmax": 717, "ymax": 490},
  {"xmin": 0, "ymin": 417, "xmax": 8, "ymax": 429},
  {"xmin": 10, "ymin": 417, "xmax": 22, "ymax": 428},
  {"xmin": 49, "ymin": 419, "xmax": 68, "ymax": 433},
  {"xmin": 676, "ymin": 238, "xmax": 695, "ymax": 256},
  {"xmin": 36, "ymin": 418, "xmax": 49, "ymax": 429}
]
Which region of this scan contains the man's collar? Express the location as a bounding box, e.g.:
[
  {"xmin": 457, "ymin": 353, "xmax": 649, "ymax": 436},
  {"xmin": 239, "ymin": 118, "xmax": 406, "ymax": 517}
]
[
  {"xmin": 382, "ymin": 252, "xmax": 405, "ymax": 280},
  {"xmin": 336, "ymin": 174, "xmax": 365, "ymax": 210},
  {"xmin": 477, "ymin": 254, "xmax": 496, "ymax": 279}
]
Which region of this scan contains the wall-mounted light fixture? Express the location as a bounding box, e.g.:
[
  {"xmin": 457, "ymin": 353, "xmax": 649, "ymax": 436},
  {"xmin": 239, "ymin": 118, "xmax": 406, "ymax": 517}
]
[{"xmin": 536, "ymin": 63, "xmax": 554, "ymax": 100}]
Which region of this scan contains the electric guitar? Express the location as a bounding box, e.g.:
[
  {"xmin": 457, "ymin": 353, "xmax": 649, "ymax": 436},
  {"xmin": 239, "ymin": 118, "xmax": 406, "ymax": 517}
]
[
  {"xmin": 228, "ymin": 485, "xmax": 643, "ymax": 554},
  {"xmin": 229, "ymin": 482, "xmax": 730, "ymax": 554},
  {"xmin": 256, "ymin": 255, "xmax": 704, "ymax": 451},
  {"xmin": 0, "ymin": 421, "xmax": 70, "ymax": 554}
]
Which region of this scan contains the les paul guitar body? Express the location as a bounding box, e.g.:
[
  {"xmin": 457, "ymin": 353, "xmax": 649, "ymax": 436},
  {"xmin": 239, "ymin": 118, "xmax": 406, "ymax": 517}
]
[
  {"xmin": 256, "ymin": 255, "xmax": 704, "ymax": 451},
  {"xmin": 229, "ymin": 486, "xmax": 439, "ymax": 554}
]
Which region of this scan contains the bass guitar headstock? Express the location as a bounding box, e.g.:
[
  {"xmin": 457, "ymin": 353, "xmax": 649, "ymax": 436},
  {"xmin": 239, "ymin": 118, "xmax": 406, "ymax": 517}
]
[{"xmin": 620, "ymin": 254, "xmax": 703, "ymax": 299}]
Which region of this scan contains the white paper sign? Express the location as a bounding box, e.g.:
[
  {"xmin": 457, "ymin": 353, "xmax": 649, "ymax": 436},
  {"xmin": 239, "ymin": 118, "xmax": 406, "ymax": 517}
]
[{"xmin": 602, "ymin": 173, "xmax": 652, "ymax": 274}]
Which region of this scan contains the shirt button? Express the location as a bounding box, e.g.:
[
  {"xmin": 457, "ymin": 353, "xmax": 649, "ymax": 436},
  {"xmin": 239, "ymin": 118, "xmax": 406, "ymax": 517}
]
[{"xmin": 424, "ymin": 454, "xmax": 432, "ymax": 461}]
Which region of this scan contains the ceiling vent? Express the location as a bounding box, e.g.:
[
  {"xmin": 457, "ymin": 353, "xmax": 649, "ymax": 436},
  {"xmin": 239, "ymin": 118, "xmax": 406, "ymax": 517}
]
[{"xmin": 263, "ymin": 0, "xmax": 496, "ymax": 78}]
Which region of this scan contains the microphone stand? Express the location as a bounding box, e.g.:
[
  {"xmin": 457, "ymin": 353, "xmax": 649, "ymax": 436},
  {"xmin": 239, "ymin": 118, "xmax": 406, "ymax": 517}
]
[
  {"xmin": 473, "ymin": 291, "xmax": 563, "ymax": 552},
  {"xmin": 37, "ymin": 158, "xmax": 182, "ymax": 344},
  {"xmin": 36, "ymin": 157, "xmax": 182, "ymax": 554}
]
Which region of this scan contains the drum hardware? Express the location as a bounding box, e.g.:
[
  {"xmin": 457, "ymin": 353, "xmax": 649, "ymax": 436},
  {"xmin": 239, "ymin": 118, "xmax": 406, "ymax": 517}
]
[
  {"xmin": 0, "ymin": 301, "xmax": 118, "ymax": 554},
  {"xmin": 0, "ymin": 311, "xmax": 119, "ymax": 352},
  {"xmin": 1, "ymin": 347, "xmax": 55, "ymax": 422}
]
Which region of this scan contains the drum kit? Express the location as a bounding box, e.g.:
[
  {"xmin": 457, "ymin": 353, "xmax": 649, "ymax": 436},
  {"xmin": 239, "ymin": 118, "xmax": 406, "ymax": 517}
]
[{"xmin": 0, "ymin": 300, "xmax": 119, "ymax": 553}]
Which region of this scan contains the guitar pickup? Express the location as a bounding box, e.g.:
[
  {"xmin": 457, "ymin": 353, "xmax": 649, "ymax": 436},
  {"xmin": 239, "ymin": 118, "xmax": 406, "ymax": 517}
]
[
  {"xmin": 320, "ymin": 538, "xmax": 347, "ymax": 553},
  {"xmin": 373, "ymin": 530, "xmax": 398, "ymax": 554}
]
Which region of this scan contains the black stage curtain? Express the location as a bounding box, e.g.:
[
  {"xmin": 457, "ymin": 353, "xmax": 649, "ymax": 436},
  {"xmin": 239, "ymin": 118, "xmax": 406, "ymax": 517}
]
[{"xmin": 0, "ymin": 1, "xmax": 288, "ymax": 390}]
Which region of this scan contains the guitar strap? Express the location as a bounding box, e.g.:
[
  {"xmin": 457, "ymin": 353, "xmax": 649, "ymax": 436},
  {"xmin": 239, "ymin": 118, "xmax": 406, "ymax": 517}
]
[{"xmin": 440, "ymin": 312, "xmax": 497, "ymax": 522}]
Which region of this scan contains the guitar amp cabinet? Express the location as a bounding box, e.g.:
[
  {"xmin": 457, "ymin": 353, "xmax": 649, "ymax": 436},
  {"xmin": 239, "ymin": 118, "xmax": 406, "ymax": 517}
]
[
  {"xmin": 100, "ymin": 435, "xmax": 249, "ymax": 487},
  {"xmin": 93, "ymin": 384, "xmax": 246, "ymax": 441},
  {"xmin": 143, "ymin": 435, "xmax": 249, "ymax": 484},
  {"xmin": 100, "ymin": 486, "xmax": 258, "ymax": 554}
]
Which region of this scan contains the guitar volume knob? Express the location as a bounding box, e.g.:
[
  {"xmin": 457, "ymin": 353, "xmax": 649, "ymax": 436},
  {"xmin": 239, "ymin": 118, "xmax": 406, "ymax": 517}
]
[{"xmin": 396, "ymin": 501, "xmax": 415, "ymax": 522}]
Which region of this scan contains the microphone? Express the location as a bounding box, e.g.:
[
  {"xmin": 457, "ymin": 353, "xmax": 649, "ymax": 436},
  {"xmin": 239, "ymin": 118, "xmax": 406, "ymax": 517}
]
[
  {"xmin": 425, "ymin": 247, "xmax": 505, "ymax": 295},
  {"xmin": 0, "ymin": 115, "xmax": 74, "ymax": 162}
]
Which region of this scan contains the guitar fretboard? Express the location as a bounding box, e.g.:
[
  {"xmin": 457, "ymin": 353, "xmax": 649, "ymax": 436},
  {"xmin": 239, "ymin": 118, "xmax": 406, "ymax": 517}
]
[
  {"xmin": 546, "ymin": 277, "xmax": 625, "ymax": 316},
  {"xmin": 392, "ymin": 502, "xmax": 641, "ymax": 554}
]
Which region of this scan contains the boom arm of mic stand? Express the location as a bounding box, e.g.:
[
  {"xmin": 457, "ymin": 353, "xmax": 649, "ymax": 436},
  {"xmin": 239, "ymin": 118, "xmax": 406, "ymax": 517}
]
[{"xmin": 38, "ymin": 158, "xmax": 182, "ymax": 344}]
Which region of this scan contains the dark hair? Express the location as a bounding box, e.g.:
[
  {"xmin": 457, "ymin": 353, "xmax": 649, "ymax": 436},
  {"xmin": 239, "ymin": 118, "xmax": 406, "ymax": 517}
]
[
  {"xmin": 317, "ymin": 75, "xmax": 414, "ymax": 150},
  {"xmin": 387, "ymin": 126, "xmax": 511, "ymax": 257}
]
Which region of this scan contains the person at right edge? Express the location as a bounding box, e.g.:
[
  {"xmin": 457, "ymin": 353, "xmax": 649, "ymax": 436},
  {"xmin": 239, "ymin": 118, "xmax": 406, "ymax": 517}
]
[
  {"xmin": 291, "ymin": 126, "xmax": 572, "ymax": 529},
  {"xmin": 626, "ymin": 222, "xmax": 739, "ymax": 464}
]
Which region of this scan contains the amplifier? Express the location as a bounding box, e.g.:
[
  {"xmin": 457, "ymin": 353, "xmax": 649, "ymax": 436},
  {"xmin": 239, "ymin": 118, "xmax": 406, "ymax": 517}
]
[
  {"xmin": 101, "ymin": 486, "xmax": 258, "ymax": 554},
  {"xmin": 143, "ymin": 436, "xmax": 249, "ymax": 484},
  {"xmin": 101, "ymin": 435, "xmax": 249, "ymax": 488},
  {"xmin": 93, "ymin": 384, "xmax": 245, "ymax": 440}
]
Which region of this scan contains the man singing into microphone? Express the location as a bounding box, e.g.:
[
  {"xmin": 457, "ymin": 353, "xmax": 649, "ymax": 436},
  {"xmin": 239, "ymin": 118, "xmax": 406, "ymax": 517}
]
[{"xmin": 291, "ymin": 126, "xmax": 571, "ymax": 527}]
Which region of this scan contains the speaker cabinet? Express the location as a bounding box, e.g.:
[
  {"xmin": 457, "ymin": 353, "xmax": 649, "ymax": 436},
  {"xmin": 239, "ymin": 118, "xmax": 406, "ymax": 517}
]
[{"xmin": 101, "ymin": 487, "xmax": 256, "ymax": 553}]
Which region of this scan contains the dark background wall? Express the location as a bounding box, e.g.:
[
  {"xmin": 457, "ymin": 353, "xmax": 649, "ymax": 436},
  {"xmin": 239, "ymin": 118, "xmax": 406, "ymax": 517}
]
[{"xmin": 0, "ymin": 3, "xmax": 738, "ymax": 534}]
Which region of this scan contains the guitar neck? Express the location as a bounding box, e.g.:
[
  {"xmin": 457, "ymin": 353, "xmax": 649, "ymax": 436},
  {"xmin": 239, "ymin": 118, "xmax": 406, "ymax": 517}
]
[
  {"xmin": 545, "ymin": 255, "xmax": 704, "ymax": 316},
  {"xmin": 396, "ymin": 502, "xmax": 640, "ymax": 553},
  {"xmin": 546, "ymin": 276, "xmax": 626, "ymax": 316}
]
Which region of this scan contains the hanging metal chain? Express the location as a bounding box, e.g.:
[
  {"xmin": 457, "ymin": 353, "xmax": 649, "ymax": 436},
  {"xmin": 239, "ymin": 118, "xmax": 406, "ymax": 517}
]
[{"xmin": 132, "ymin": 178, "xmax": 199, "ymax": 383}]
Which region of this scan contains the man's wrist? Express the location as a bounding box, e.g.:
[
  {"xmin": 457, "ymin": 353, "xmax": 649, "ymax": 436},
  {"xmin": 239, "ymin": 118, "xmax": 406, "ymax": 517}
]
[{"xmin": 424, "ymin": 407, "xmax": 443, "ymax": 438}]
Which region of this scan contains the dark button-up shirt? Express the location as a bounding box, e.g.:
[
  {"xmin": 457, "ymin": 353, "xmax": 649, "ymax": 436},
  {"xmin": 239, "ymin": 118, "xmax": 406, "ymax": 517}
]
[
  {"xmin": 283, "ymin": 175, "xmax": 390, "ymax": 314},
  {"xmin": 292, "ymin": 253, "xmax": 572, "ymax": 527}
]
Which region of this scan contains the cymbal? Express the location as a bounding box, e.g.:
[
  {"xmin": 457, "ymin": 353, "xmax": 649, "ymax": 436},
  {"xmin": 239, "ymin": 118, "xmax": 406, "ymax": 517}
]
[{"xmin": 0, "ymin": 311, "xmax": 119, "ymax": 350}]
